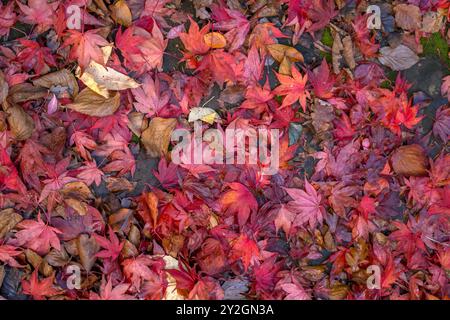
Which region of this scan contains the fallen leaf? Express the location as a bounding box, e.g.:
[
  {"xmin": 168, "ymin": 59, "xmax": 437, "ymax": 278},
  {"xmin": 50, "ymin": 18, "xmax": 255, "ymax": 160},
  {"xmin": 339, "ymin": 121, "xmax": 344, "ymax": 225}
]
[
  {"xmin": 111, "ymin": 0, "xmax": 132, "ymax": 27},
  {"xmin": 188, "ymin": 107, "xmax": 219, "ymax": 124},
  {"xmin": 65, "ymin": 88, "xmax": 121, "ymax": 117},
  {"xmin": 204, "ymin": 32, "xmax": 227, "ymax": 49},
  {"xmin": 141, "ymin": 117, "xmax": 177, "ymax": 157},
  {"xmin": 378, "ymin": 45, "xmax": 419, "ymax": 71},
  {"xmin": 76, "ymin": 61, "xmax": 140, "ymax": 98},
  {"xmin": 394, "ymin": 4, "xmax": 422, "ymax": 32},
  {"xmin": 391, "ymin": 144, "xmax": 428, "ymax": 176}
]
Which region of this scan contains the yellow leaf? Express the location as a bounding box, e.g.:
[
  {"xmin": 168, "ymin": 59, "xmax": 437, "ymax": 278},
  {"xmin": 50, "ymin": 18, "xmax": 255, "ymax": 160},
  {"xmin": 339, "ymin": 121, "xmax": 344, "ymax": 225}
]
[
  {"xmin": 141, "ymin": 117, "xmax": 177, "ymax": 157},
  {"xmin": 203, "ymin": 32, "xmax": 227, "ymax": 49},
  {"xmin": 267, "ymin": 44, "xmax": 304, "ymax": 63},
  {"xmin": 65, "ymin": 87, "xmax": 121, "ymax": 117},
  {"xmin": 188, "ymin": 107, "xmax": 219, "ymax": 124},
  {"xmin": 76, "ymin": 60, "xmax": 140, "ymax": 98}
]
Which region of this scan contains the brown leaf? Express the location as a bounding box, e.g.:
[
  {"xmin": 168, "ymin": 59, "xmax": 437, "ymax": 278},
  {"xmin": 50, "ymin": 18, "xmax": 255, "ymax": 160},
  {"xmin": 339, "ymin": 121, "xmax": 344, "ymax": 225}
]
[
  {"xmin": 391, "ymin": 144, "xmax": 428, "ymax": 176},
  {"xmin": 65, "ymin": 87, "xmax": 121, "ymax": 117},
  {"xmin": 120, "ymin": 239, "xmax": 138, "ymax": 259},
  {"xmin": 105, "ymin": 177, "xmax": 135, "ymax": 193},
  {"xmin": 279, "ymin": 56, "xmax": 292, "ymax": 75},
  {"xmin": 110, "ymin": 0, "xmax": 132, "ymax": 27},
  {"xmin": 0, "ymin": 208, "xmax": 23, "ymax": 239},
  {"xmin": 342, "ymin": 36, "xmax": 356, "ymax": 70},
  {"xmin": 77, "ymin": 234, "xmax": 99, "ymax": 272},
  {"xmin": 32, "ymin": 69, "xmax": 79, "ymax": 98},
  {"xmin": 45, "ymin": 248, "xmax": 70, "ymax": 267},
  {"xmin": 108, "ymin": 208, "xmax": 134, "ymax": 232},
  {"xmin": 0, "ymin": 70, "xmax": 8, "ymax": 104},
  {"xmin": 332, "ymin": 31, "xmax": 343, "ymax": 74},
  {"xmin": 4, "ymin": 102, "xmax": 35, "ymax": 140},
  {"xmin": 61, "ymin": 181, "xmax": 94, "ymax": 201},
  {"xmin": 378, "ymin": 45, "xmax": 419, "ymax": 71},
  {"xmin": 7, "ymin": 83, "xmax": 47, "ymax": 104},
  {"xmin": 394, "ymin": 4, "xmax": 421, "ymax": 31},
  {"xmin": 141, "ymin": 117, "xmax": 177, "ymax": 157}
]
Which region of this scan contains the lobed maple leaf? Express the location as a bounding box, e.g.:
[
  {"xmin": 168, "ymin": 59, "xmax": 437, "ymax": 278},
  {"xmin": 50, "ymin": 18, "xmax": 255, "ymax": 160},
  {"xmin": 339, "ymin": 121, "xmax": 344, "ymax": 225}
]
[
  {"xmin": 63, "ymin": 29, "xmax": 109, "ymax": 69},
  {"xmin": 16, "ymin": 40, "xmax": 57, "ymax": 75},
  {"xmin": 284, "ymin": 179, "xmax": 325, "ymax": 229},
  {"xmin": 0, "ymin": 2, "xmax": 16, "ymax": 37},
  {"xmin": 22, "ymin": 270, "xmax": 61, "ymax": 300},
  {"xmin": 90, "ymin": 277, "xmax": 134, "ymax": 300},
  {"xmin": 70, "ymin": 130, "xmax": 97, "ymax": 161},
  {"xmin": 274, "ymin": 66, "xmax": 310, "ymax": 111},
  {"xmin": 17, "ymin": 0, "xmax": 59, "ymax": 32},
  {"xmin": 306, "ymin": 0, "xmax": 338, "ymax": 33},
  {"xmin": 211, "ymin": 5, "xmax": 251, "ymax": 52},
  {"xmin": 308, "ymin": 59, "xmax": 334, "ymax": 99},
  {"xmin": 76, "ymin": 161, "xmax": 104, "ymax": 187},
  {"xmin": 131, "ymin": 74, "xmax": 170, "ymax": 116},
  {"xmin": 220, "ymin": 182, "xmax": 258, "ymax": 227},
  {"xmin": 122, "ymin": 255, "xmax": 166, "ymax": 291},
  {"xmin": 93, "ymin": 227, "xmax": 124, "ymax": 261},
  {"xmin": 229, "ymin": 234, "xmax": 260, "ymax": 271},
  {"xmin": 281, "ymin": 282, "xmax": 311, "ymax": 300},
  {"xmin": 0, "ymin": 244, "xmax": 22, "ymax": 267},
  {"xmin": 273, "ymin": 204, "xmax": 296, "ymax": 235},
  {"xmin": 10, "ymin": 214, "xmax": 62, "ymax": 255},
  {"xmin": 179, "ymin": 18, "xmax": 210, "ymax": 56}
]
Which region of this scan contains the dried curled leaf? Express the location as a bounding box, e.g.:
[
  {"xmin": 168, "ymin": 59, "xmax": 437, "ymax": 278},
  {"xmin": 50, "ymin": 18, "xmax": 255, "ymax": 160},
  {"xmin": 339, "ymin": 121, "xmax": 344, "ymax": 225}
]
[
  {"xmin": 32, "ymin": 69, "xmax": 79, "ymax": 98},
  {"xmin": 141, "ymin": 117, "xmax": 177, "ymax": 157},
  {"xmin": 0, "ymin": 208, "xmax": 23, "ymax": 239},
  {"xmin": 342, "ymin": 36, "xmax": 356, "ymax": 70},
  {"xmin": 65, "ymin": 88, "xmax": 121, "ymax": 117},
  {"xmin": 7, "ymin": 83, "xmax": 47, "ymax": 103},
  {"xmin": 5, "ymin": 103, "xmax": 35, "ymax": 140},
  {"xmin": 391, "ymin": 144, "xmax": 428, "ymax": 176},
  {"xmin": 0, "ymin": 71, "xmax": 8, "ymax": 104},
  {"xmin": 76, "ymin": 61, "xmax": 140, "ymax": 98},
  {"xmin": 110, "ymin": 0, "xmax": 132, "ymax": 27}
]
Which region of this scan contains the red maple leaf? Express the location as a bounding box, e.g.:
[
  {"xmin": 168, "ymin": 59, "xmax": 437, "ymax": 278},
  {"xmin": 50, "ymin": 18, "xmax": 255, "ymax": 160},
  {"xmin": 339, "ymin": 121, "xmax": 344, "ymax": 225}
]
[
  {"xmin": 229, "ymin": 234, "xmax": 260, "ymax": 271},
  {"xmin": 131, "ymin": 74, "xmax": 170, "ymax": 117},
  {"xmin": 284, "ymin": 179, "xmax": 325, "ymax": 229},
  {"xmin": 211, "ymin": 5, "xmax": 250, "ymax": 52},
  {"xmin": 17, "ymin": 40, "xmax": 56, "ymax": 75},
  {"xmin": 220, "ymin": 182, "xmax": 258, "ymax": 227},
  {"xmin": 22, "ymin": 270, "xmax": 61, "ymax": 300},
  {"xmin": 122, "ymin": 255, "xmax": 165, "ymax": 291},
  {"xmin": 306, "ymin": 0, "xmax": 338, "ymax": 33},
  {"xmin": 0, "ymin": 2, "xmax": 16, "ymax": 37},
  {"xmin": 308, "ymin": 59, "xmax": 334, "ymax": 99},
  {"xmin": 10, "ymin": 214, "xmax": 62, "ymax": 255},
  {"xmin": 93, "ymin": 227, "xmax": 124, "ymax": 261},
  {"xmin": 90, "ymin": 277, "xmax": 134, "ymax": 300},
  {"xmin": 63, "ymin": 29, "xmax": 109, "ymax": 69},
  {"xmin": 273, "ymin": 204, "xmax": 296, "ymax": 235},
  {"xmin": 17, "ymin": 0, "xmax": 59, "ymax": 32},
  {"xmin": 274, "ymin": 66, "xmax": 310, "ymax": 111},
  {"xmin": 0, "ymin": 244, "xmax": 22, "ymax": 267}
]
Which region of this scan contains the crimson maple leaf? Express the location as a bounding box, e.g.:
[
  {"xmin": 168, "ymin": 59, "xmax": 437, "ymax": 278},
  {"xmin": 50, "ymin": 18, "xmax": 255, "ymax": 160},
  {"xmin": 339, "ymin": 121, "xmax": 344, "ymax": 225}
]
[
  {"xmin": 211, "ymin": 5, "xmax": 250, "ymax": 52},
  {"xmin": 179, "ymin": 17, "xmax": 210, "ymax": 55},
  {"xmin": 0, "ymin": 2, "xmax": 16, "ymax": 37},
  {"xmin": 122, "ymin": 255, "xmax": 165, "ymax": 290},
  {"xmin": 89, "ymin": 277, "xmax": 134, "ymax": 300},
  {"xmin": 17, "ymin": 0, "xmax": 59, "ymax": 32},
  {"xmin": 63, "ymin": 29, "xmax": 109, "ymax": 69},
  {"xmin": 22, "ymin": 270, "xmax": 61, "ymax": 300},
  {"xmin": 93, "ymin": 227, "xmax": 124, "ymax": 261},
  {"xmin": 220, "ymin": 182, "xmax": 258, "ymax": 227},
  {"xmin": 308, "ymin": 59, "xmax": 334, "ymax": 99},
  {"xmin": 10, "ymin": 214, "xmax": 62, "ymax": 255},
  {"xmin": 0, "ymin": 244, "xmax": 22, "ymax": 267},
  {"xmin": 70, "ymin": 130, "xmax": 97, "ymax": 161},
  {"xmin": 274, "ymin": 66, "xmax": 310, "ymax": 111},
  {"xmin": 131, "ymin": 74, "xmax": 170, "ymax": 116},
  {"xmin": 284, "ymin": 179, "xmax": 325, "ymax": 229},
  {"xmin": 116, "ymin": 23, "xmax": 167, "ymax": 73},
  {"xmin": 229, "ymin": 234, "xmax": 260, "ymax": 271},
  {"xmin": 281, "ymin": 281, "xmax": 311, "ymax": 300},
  {"xmin": 76, "ymin": 161, "xmax": 104, "ymax": 187},
  {"xmin": 273, "ymin": 204, "xmax": 296, "ymax": 235},
  {"xmin": 17, "ymin": 40, "xmax": 56, "ymax": 75},
  {"xmin": 0, "ymin": 147, "xmax": 27, "ymax": 194},
  {"xmin": 306, "ymin": 0, "xmax": 338, "ymax": 33},
  {"xmin": 352, "ymin": 15, "xmax": 380, "ymax": 58}
]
